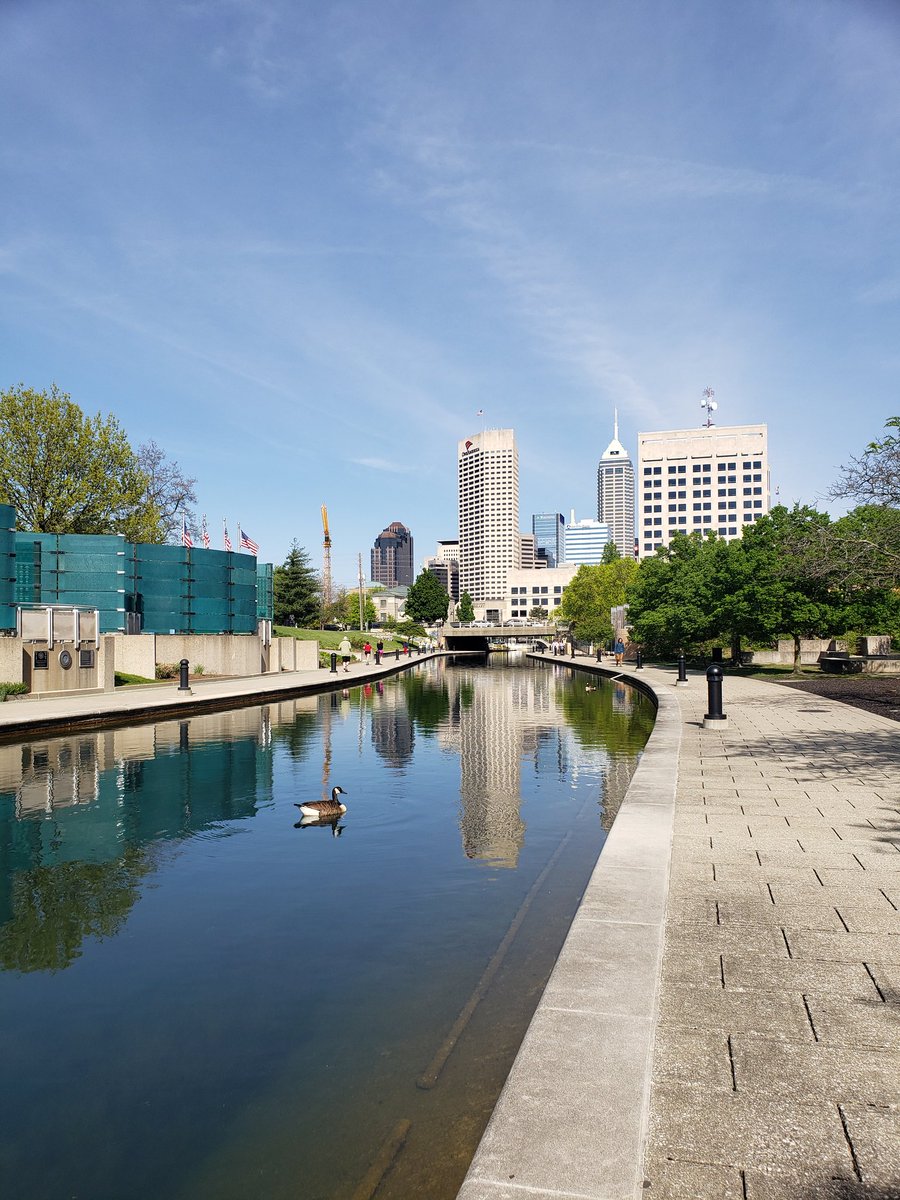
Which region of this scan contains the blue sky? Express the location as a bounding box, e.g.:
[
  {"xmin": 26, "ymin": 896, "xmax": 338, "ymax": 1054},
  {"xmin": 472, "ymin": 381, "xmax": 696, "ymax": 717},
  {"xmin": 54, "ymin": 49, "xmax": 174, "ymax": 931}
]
[{"xmin": 2, "ymin": 0, "xmax": 898, "ymax": 583}]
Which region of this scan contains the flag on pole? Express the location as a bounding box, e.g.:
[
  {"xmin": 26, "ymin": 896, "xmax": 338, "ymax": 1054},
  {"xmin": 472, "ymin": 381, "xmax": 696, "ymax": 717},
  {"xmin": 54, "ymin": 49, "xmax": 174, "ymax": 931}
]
[
  {"xmin": 223, "ymin": 520, "xmax": 233, "ymax": 552},
  {"xmin": 201, "ymin": 515, "xmax": 210, "ymax": 550},
  {"xmin": 239, "ymin": 526, "xmax": 259, "ymax": 555},
  {"xmin": 181, "ymin": 515, "xmax": 193, "ymax": 549}
]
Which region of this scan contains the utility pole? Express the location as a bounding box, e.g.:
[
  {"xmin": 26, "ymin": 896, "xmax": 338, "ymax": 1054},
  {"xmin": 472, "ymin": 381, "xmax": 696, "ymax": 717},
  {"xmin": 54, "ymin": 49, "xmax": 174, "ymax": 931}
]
[{"xmin": 357, "ymin": 553, "xmax": 366, "ymax": 632}]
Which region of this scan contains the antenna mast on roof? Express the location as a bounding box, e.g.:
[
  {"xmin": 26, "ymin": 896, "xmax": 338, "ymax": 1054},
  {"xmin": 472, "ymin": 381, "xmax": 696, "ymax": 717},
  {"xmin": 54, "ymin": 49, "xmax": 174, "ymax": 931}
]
[{"xmin": 701, "ymin": 387, "xmax": 718, "ymax": 428}]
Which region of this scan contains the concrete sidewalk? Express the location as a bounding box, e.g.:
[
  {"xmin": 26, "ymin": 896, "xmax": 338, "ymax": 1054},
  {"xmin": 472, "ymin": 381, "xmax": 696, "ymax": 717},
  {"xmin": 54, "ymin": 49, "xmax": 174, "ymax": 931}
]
[
  {"xmin": 0, "ymin": 650, "xmax": 433, "ymax": 741},
  {"xmin": 460, "ymin": 657, "xmax": 899, "ymax": 1200},
  {"xmin": 645, "ymin": 668, "xmax": 899, "ymax": 1200}
]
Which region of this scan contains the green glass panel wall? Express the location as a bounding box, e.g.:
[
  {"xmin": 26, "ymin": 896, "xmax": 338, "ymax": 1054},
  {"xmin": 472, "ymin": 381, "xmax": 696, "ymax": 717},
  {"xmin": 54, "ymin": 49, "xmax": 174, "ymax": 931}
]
[
  {"xmin": 0, "ymin": 504, "xmax": 14, "ymax": 630},
  {"xmin": 6, "ymin": 512, "xmax": 269, "ymax": 636}
]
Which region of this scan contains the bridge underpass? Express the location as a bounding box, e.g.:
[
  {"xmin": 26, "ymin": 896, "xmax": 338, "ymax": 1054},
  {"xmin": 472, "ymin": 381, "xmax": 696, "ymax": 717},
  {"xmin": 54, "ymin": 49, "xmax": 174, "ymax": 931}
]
[{"xmin": 442, "ymin": 624, "xmax": 555, "ymax": 651}]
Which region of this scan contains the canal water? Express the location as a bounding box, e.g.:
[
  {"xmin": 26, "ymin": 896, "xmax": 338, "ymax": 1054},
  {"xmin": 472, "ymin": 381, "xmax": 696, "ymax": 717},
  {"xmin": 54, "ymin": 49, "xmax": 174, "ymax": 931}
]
[{"xmin": 0, "ymin": 656, "xmax": 654, "ymax": 1200}]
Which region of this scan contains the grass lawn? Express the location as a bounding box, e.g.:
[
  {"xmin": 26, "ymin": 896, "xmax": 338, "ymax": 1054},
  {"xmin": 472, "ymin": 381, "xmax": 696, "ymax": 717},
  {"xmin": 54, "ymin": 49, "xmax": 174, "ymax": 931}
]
[{"xmin": 274, "ymin": 627, "xmax": 406, "ymax": 651}]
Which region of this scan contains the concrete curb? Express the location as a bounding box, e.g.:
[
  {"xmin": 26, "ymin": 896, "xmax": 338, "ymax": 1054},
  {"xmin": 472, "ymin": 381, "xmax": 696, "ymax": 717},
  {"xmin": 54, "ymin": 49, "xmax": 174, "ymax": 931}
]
[{"xmin": 458, "ymin": 658, "xmax": 677, "ymax": 1200}]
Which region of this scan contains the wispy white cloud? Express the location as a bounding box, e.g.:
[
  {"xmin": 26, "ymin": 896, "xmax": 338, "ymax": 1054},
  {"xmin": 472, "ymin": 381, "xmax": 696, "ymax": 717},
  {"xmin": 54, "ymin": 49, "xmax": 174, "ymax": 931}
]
[{"xmin": 349, "ymin": 456, "xmax": 416, "ymax": 473}]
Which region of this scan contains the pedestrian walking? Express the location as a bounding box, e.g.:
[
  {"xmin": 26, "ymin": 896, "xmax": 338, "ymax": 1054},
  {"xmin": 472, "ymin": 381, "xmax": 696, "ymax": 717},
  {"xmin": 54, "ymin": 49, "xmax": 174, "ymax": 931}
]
[
  {"xmin": 614, "ymin": 638, "xmax": 625, "ymax": 666},
  {"xmin": 363, "ymin": 641, "xmax": 372, "ymax": 663},
  {"xmin": 339, "ymin": 636, "xmax": 352, "ymax": 672}
]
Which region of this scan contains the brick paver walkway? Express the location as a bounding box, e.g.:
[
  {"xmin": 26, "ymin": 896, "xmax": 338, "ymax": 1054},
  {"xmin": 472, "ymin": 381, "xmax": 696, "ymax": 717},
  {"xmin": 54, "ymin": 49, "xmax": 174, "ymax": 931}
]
[{"xmin": 644, "ymin": 672, "xmax": 900, "ymax": 1200}]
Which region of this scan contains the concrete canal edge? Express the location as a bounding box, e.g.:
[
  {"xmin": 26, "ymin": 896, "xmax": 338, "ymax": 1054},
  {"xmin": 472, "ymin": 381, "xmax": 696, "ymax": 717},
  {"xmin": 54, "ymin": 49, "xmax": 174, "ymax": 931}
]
[{"xmin": 458, "ymin": 659, "xmax": 679, "ymax": 1200}]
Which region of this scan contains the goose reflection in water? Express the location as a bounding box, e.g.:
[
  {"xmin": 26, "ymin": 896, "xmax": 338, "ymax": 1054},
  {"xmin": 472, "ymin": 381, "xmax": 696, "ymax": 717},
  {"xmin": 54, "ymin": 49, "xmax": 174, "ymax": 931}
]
[{"xmin": 293, "ymin": 813, "xmax": 345, "ymax": 837}]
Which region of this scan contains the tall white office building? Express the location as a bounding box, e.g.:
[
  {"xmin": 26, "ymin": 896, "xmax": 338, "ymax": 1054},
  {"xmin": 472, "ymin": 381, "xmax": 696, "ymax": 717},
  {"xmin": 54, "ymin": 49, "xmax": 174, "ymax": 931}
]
[
  {"xmin": 458, "ymin": 428, "xmax": 520, "ymax": 605},
  {"xmin": 596, "ymin": 411, "xmax": 635, "ymax": 558},
  {"xmin": 637, "ymin": 422, "xmax": 769, "ymax": 558}
]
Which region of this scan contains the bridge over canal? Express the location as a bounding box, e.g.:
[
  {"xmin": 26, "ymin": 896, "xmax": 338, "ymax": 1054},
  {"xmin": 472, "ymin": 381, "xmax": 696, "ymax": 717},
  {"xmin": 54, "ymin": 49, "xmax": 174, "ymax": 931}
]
[{"xmin": 442, "ymin": 623, "xmax": 556, "ymax": 651}]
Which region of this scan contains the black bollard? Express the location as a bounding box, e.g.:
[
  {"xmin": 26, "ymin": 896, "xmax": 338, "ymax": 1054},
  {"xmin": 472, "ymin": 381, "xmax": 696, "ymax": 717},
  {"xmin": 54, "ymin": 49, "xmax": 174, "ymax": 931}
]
[
  {"xmin": 395, "ymin": 649, "xmax": 400, "ymax": 661},
  {"xmin": 676, "ymin": 653, "xmax": 688, "ymax": 685},
  {"xmin": 330, "ymin": 652, "xmax": 337, "ymax": 674},
  {"xmin": 597, "ymin": 646, "xmax": 603, "ymax": 663},
  {"xmin": 704, "ymin": 663, "xmax": 728, "ymax": 726},
  {"xmin": 375, "ymin": 649, "xmax": 381, "ymax": 665},
  {"xmin": 178, "ymin": 658, "xmax": 191, "ymax": 692},
  {"xmin": 636, "ymin": 649, "xmax": 643, "ymax": 670}
]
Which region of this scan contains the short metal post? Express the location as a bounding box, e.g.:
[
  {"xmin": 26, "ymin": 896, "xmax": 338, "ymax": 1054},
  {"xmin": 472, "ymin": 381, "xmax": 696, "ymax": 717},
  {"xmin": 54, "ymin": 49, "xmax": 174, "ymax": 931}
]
[
  {"xmin": 597, "ymin": 646, "xmax": 603, "ymax": 662},
  {"xmin": 703, "ymin": 664, "xmax": 728, "ymax": 728},
  {"xmin": 375, "ymin": 650, "xmax": 381, "ymax": 665},
  {"xmin": 330, "ymin": 652, "xmax": 337, "ymax": 674},
  {"xmin": 395, "ymin": 649, "xmax": 400, "ymax": 661},
  {"xmin": 676, "ymin": 654, "xmax": 688, "ymax": 685},
  {"xmin": 178, "ymin": 658, "xmax": 191, "ymax": 692},
  {"xmin": 636, "ymin": 649, "xmax": 643, "ymax": 670}
]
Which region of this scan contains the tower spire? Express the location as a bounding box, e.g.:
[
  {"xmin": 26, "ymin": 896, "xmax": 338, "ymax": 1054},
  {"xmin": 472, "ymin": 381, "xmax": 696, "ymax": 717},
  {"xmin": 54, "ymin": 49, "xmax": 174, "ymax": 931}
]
[{"xmin": 614, "ymin": 407, "xmax": 619, "ymax": 443}]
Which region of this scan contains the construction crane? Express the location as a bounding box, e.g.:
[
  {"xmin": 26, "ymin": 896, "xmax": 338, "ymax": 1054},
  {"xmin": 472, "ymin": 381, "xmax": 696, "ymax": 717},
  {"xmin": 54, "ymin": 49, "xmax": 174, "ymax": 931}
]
[{"xmin": 321, "ymin": 504, "xmax": 333, "ymax": 620}]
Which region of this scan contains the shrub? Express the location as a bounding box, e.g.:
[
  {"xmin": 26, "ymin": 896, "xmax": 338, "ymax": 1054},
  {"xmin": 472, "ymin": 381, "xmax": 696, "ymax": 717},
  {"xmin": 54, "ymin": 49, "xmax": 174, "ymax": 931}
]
[
  {"xmin": 0, "ymin": 682, "xmax": 28, "ymax": 701},
  {"xmin": 155, "ymin": 662, "xmax": 179, "ymax": 679},
  {"xmin": 193, "ymin": 664, "xmax": 205, "ymax": 676}
]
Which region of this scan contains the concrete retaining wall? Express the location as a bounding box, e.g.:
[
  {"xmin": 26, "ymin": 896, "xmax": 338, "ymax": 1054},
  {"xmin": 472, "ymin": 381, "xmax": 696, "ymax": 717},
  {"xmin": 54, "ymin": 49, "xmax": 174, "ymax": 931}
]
[{"xmin": 0, "ymin": 639, "xmax": 22, "ymax": 684}]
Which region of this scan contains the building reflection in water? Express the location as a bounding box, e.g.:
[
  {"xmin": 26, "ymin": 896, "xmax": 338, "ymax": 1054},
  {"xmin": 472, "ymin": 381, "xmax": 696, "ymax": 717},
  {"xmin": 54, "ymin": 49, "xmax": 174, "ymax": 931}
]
[
  {"xmin": 421, "ymin": 658, "xmax": 650, "ymax": 869},
  {"xmin": 0, "ymin": 664, "xmax": 651, "ymax": 972},
  {"xmin": 0, "ymin": 706, "xmax": 280, "ymax": 973}
]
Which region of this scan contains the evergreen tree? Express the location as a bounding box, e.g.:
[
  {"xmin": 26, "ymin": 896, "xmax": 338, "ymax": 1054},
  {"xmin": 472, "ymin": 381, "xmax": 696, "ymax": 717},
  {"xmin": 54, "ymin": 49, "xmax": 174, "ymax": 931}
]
[
  {"xmin": 273, "ymin": 541, "xmax": 320, "ymax": 627},
  {"xmin": 456, "ymin": 591, "xmax": 475, "ymax": 622}
]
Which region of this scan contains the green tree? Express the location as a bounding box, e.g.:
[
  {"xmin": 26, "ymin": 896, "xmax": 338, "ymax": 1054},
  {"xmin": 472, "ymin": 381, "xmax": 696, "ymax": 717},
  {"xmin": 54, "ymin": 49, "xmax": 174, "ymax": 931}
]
[
  {"xmin": 625, "ymin": 533, "xmax": 721, "ymax": 657},
  {"xmin": 273, "ymin": 541, "xmax": 320, "ymax": 626},
  {"xmin": 601, "ymin": 541, "xmax": 621, "ymax": 563},
  {"xmin": 346, "ymin": 592, "xmax": 377, "ymax": 630},
  {"xmin": 456, "ymin": 591, "xmax": 475, "ymax": 622},
  {"xmin": 529, "ymin": 605, "xmax": 549, "ymax": 620},
  {"xmin": 559, "ymin": 558, "xmax": 638, "ymax": 644},
  {"xmin": 405, "ymin": 570, "xmax": 451, "ymax": 625},
  {"xmin": 0, "ymin": 383, "xmax": 160, "ymax": 537}
]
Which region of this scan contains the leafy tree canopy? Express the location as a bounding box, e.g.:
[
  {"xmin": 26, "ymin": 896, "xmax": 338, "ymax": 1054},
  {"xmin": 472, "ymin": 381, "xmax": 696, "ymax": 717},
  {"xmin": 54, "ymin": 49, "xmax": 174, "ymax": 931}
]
[
  {"xmin": 405, "ymin": 570, "xmax": 450, "ymax": 625},
  {"xmin": 601, "ymin": 541, "xmax": 621, "ymax": 563},
  {"xmin": 559, "ymin": 558, "xmax": 638, "ymax": 644},
  {"xmin": 0, "ymin": 383, "xmax": 160, "ymax": 538},
  {"xmin": 345, "ymin": 592, "xmax": 378, "ymax": 630}
]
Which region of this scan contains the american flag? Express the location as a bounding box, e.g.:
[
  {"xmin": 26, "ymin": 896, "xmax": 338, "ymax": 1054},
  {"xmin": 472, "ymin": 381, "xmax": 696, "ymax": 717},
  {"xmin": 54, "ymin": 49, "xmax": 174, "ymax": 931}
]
[
  {"xmin": 239, "ymin": 527, "xmax": 259, "ymax": 555},
  {"xmin": 223, "ymin": 520, "xmax": 233, "ymax": 552},
  {"xmin": 201, "ymin": 515, "xmax": 210, "ymax": 550},
  {"xmin": 181, "ymin": 516, "xmax": 193, "ymax": 549}
]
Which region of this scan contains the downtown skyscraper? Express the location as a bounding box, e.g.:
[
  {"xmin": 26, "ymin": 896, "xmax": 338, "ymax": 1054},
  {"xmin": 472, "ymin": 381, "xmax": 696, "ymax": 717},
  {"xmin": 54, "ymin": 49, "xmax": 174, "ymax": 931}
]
[
  {"xmin": 458, "ymin": 428, "xmax": 520, "ymax": 605},
  {"xmin": 596, "ymin": 411, "xmax": 635, "ymax": 558},
  {"xmin": 370, "ymin": 521, "xmax": 414, "ymax": 586}
]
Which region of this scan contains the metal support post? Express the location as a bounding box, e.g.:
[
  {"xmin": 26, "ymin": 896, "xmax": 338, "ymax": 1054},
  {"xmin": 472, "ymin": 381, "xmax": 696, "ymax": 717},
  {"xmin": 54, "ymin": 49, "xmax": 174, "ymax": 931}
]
[
  {"xmin": 703, "ymin": 664, "xmax": 728, "ymax": 728},
  {"xmin": 178, "ymin": 659, "xmax": 191, "ymax": 693}
]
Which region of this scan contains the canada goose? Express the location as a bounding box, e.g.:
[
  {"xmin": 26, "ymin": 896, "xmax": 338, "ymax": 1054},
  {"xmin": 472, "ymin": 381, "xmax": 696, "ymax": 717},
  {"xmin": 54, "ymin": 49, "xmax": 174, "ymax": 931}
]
[{"xmin": 294, "ymin": 786, "xmax": 347, "ymax": 819}]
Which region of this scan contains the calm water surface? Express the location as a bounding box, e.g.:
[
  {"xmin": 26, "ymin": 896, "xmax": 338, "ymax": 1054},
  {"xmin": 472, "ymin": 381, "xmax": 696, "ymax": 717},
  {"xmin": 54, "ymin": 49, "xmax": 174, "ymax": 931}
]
[{"xmin": 0, "ymin": 657, "xmax": 653, "ymax": 1200}]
